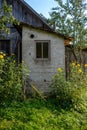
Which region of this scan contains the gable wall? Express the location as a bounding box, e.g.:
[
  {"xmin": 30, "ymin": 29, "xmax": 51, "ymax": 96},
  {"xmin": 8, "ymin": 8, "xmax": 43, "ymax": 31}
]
[
  {"xmin": 22, "ymin": 26, "xmax": 65, "ymax": 93},
  {"xmin": 10, "ymin": 0, "xmax": 50, "ymax": 29},
  {"xmin": 0, "ymin": 0, "xmax": 47, "ymax": 28}
]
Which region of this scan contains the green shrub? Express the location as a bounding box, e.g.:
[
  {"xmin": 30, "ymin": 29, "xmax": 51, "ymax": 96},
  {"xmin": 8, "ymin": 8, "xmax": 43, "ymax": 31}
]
[
  {"xmin": 0, "ymin": 52, "xmax": 29, "ymax": 105},
  {"xmin": 51, "ymin": 63, "xmax": 87, "ymax": 110},
  {"xmin": 0, "ymin": 99, "xmax": 87, "ymax": 130}
]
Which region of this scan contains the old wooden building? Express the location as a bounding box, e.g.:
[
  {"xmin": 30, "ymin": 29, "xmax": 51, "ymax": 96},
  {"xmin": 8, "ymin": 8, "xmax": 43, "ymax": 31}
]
[{"xmin": 0, "ymin": 0, "xmax": 72, "ymax": 93}]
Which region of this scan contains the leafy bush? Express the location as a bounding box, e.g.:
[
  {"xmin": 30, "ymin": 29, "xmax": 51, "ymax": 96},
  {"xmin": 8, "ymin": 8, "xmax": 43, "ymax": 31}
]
[
  {"xmin": 51, "ymin": 63, "xmax": 87, "ymax": 111},
  {"xmin": 0, "ymin": 52, "xmax": 29, "ymax": 105}
]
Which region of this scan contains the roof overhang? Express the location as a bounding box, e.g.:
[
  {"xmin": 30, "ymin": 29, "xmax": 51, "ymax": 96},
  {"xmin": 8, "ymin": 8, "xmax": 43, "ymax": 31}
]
[{"xmin": 14, "ymin": 21, "xmax": 73, "ymax": 46}]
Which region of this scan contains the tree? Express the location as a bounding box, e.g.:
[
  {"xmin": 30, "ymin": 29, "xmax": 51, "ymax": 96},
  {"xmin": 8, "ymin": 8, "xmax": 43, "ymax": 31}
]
[
  {"xmin": 49, "ymin": 0, "xmax": 87, "ymax": 63},
  {"xmin": 49, "ymin": 0, "xmax": 87, "ymax": 47}
]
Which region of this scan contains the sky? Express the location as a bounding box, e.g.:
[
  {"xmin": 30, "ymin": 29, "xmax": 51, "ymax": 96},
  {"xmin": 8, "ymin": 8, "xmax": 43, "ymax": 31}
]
[{"xmin": 24, "ymin": 0, "xmax": 57, "ymax": 18}]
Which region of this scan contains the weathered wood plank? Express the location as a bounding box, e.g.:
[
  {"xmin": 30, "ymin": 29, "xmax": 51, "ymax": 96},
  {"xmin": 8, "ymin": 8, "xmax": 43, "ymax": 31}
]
[{"xmin": 0, "ymin": 0, "xmax": 52, "ymax": 36}]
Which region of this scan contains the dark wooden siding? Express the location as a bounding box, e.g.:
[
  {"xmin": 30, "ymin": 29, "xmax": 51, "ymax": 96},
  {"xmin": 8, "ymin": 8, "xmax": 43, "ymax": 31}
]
[
  {"xmin": 0, "ymin": 0, "xmax": 3, "ymax": 8},
  {"xmin": 0, "ymin": 0, "xmax": 52, "ymax": 31},
  {"xmin": 12, "ymin": 0, "xmax": 43, "ymax": 28},
  {"xmin": 65, "ymin": 46, "xmax": 76, "ymax": 78}
]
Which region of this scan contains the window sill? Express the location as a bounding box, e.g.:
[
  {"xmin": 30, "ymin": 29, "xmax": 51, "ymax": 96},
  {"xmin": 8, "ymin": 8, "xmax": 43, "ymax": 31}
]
[{"xmin": 34, "ymin": 58, "xmax": 51, "ymax": 63}]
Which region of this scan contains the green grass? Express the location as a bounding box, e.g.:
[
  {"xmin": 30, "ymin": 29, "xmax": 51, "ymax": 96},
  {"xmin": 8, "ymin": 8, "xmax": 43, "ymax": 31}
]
[{"xmin": 0, "ymin": 98, "xmax": 87, "ymax": 130}]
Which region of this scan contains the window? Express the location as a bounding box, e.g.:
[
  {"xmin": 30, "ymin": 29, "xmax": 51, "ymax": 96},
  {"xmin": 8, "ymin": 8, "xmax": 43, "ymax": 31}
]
[
  {"xmin": 36, "ymin": 41, "xmax": 50, "ymax": 60},
  {"xmin": 0, "ymin": 40, "xmax": 10, "ymax": 54}
]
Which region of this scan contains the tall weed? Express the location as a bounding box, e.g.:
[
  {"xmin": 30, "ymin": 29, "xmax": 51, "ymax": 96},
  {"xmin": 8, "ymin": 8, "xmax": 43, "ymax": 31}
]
[
  {"xmin": 0, "ymin": 52, "xmax": 29, "ymax": 105},
  {"xmin": 51, "ymin": 63, "xmax": 87, "ymax": 111}
]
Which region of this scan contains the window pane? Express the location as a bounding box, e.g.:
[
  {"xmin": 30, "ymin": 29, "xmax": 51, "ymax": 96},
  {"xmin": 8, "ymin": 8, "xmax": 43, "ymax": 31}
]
[
  {"xmin": 36, "ymin": 42, "xmax": 42, "ymax": 58},
  {"xmin": 6, "ymin": 43, "xmax": 10, "ymax": 54},
  {"xmin": 43, "ymin": 42, "xmax": 48, "ymax": 58},
  {"xmin": 0, "ymin": 40, "xmax": 10, "ymax": 54}
]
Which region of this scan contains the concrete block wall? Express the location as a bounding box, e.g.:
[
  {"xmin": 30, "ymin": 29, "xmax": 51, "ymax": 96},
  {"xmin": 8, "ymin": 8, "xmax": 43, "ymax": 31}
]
[{"xmin": 22, "ymin": 26, "xmax": 65, "ymax": 93}]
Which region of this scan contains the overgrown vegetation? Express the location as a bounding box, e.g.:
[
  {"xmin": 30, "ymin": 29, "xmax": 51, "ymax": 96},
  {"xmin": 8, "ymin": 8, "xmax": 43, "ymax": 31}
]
[
  {"xmin": 51, "ymin": 63, "xmax": 87, "ymax": 112},
  {"xmin": 0, "ymin": 98, "xmax": 87, "ymax": 130},
  {"xmin": 0, "ymin": 52, "xmax": 29, "ymax": 105},
  {"xmin": 0, "ymin": 59, "xmax": 87, "ymax": 129}
]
